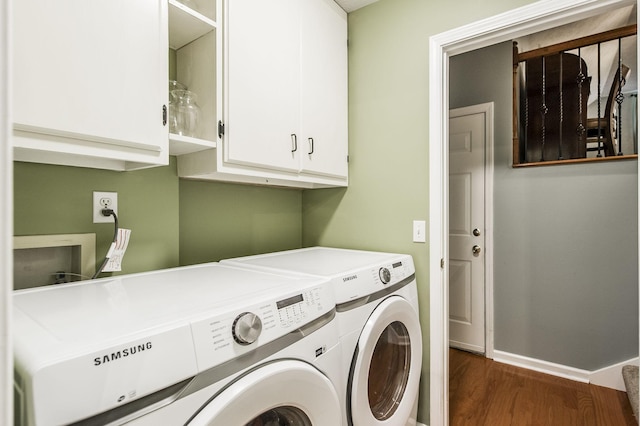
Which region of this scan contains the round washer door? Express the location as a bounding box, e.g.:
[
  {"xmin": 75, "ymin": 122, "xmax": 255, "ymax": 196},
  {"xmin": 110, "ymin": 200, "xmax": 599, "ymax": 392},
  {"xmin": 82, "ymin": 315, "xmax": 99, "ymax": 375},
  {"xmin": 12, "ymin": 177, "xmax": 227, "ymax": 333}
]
[
  {"xmin": 349, "ymin": 295, "xmax": 422, "ymax": 425},
  {"xmin": 188, "ymin": 360, "xmax": 341, "ymax": 426}
]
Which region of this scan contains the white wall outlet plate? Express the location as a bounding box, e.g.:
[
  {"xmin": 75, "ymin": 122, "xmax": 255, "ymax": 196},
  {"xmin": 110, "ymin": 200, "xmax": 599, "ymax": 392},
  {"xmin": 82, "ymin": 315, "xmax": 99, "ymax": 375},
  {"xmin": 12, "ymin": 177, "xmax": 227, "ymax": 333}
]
[{"xmin": 93, "ymin": 191, "xmax": 118, "ymax": 223}]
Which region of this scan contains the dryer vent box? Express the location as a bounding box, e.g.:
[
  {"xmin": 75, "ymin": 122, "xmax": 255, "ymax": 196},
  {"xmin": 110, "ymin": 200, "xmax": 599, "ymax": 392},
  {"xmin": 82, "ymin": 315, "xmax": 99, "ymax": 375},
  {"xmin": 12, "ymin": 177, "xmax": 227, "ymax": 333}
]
[{"xmin": 13, "ymin": 234, "xmax": 96, "ymax": 290}]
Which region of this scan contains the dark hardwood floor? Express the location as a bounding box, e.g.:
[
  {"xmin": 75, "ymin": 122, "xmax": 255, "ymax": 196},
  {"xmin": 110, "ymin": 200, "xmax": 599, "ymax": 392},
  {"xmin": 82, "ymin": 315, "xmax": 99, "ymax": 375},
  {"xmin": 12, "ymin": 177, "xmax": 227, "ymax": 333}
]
[{"xmin": 449, "ymin": 348, "xmax": 637, "ymax": 425}]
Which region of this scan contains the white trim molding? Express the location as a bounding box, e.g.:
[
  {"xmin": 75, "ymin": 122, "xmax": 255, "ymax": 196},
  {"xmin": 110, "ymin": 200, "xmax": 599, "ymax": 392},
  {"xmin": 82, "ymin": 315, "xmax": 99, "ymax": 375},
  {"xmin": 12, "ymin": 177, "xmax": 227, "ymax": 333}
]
[
  {"xmin": 1, "ymin": 0, "xmax": 12, "ymax": 423},
  {"xmin": 493, "ymin": 350, "xmax": 590, "ymax": 383},
  {"xmin": 428, "ymin": 0, "xmax": 636, "ymax": 425},
  {"xmin": 590, "ymin": 357, "xmax": 640, "ymax": 392},
  {"xmin": 494, "ymin": 350, "xmax": 639, "ymax": 392}
]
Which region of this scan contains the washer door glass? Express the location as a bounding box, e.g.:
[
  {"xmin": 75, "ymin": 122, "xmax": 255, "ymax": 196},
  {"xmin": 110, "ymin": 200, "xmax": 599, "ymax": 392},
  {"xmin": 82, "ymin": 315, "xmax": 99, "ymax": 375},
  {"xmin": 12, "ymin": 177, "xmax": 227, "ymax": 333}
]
[
  {"xmin": 189, "ymin": 360, "xmax": 340, "ymax": 426},
  {"xmin": 245, "ymin": 406, "xmax": 311, "ymax": 425},
  {"xmin": 349, "ymin": 295, "xmax": 422, "ymax": 425},
  {"xmin": 368, "ymin": 321, "xmax": 411, "ymax": 420}
]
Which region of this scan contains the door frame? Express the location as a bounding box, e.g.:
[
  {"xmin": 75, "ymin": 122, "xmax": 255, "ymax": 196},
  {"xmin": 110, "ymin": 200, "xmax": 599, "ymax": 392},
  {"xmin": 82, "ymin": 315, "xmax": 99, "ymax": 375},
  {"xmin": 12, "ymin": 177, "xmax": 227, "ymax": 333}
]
[
  {"xmin": 449, "ymin": 103, "xmax": 495, "ymax": 359},
  {"xmin": 428, "ymin": 0, "xmax": 636, "ymax": 425},
  {"xmin": 1, "ymin": 0, "xmax": 12, "ymax": 423}
]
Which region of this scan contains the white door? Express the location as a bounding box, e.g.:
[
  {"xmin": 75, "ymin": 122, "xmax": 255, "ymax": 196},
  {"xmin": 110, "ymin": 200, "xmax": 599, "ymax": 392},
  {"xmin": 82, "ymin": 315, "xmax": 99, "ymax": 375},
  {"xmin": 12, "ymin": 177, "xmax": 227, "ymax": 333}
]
[
  {"xmin": 449, "ymin": 108, "xmax": 486, "ymax": 353},
  {"xmin": 189, "ymin": 360, "xmax": 341, "ymax": 425},
  {"xmin": 348, "ymin": 296, "xmax": 422, "ymax": 425}
]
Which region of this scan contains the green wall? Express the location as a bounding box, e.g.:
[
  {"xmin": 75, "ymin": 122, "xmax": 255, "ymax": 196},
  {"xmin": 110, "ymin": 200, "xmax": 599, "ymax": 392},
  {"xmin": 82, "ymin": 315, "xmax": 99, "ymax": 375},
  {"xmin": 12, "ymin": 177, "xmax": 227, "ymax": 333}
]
[
  {"xmin": 14, "ymin": 160, "xmax": 303, "ymax": 278},
  {"xmin": 179, "ymin": 180, "xmax": 302, "ymax": 265},
  {"xmin": 302, "ymin": 0, "xmax": 538, "ymax": 422},
  {"xmin": 14, "ymin": 159, "xmax": 181, "ymax": 276}
]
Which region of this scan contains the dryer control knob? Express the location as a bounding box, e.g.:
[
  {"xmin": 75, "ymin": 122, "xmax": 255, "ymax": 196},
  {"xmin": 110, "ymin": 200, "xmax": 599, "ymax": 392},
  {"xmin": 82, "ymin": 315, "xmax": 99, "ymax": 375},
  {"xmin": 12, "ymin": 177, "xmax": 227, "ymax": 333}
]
[
  {"xmin": 232, "ymin": 312, "xmax": 262, "ymax": 345},
  {"xmin": 379, "ymin": 267, "xmax": 391, "ymax": 284}
]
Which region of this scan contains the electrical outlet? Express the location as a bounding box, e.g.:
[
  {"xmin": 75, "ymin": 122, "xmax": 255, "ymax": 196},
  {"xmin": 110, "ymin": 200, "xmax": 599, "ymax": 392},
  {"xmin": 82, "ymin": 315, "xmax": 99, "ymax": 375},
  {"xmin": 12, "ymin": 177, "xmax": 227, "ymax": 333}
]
[{"xmin": 93, "ymin": 191, "xmax": 118, "ymax": 223}]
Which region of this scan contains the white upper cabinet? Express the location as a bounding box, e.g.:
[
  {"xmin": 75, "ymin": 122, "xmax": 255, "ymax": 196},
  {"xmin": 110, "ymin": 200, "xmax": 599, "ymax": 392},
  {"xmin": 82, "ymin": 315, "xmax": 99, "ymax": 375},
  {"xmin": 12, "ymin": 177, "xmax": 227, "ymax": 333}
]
[
  {"xmin": 178, "ymin": 0, "xmax": 348, "ymax": 188},
  {"xmin": 224, "ymin": 0, "xmax": 301, "ymax": 173},
  {"xmin": 299, "ymin": 0, "xmax": 348, "ymax": 179},
  {"xmin": 13, "ymin": 0, "xmax": 170, "ymax": 170}
]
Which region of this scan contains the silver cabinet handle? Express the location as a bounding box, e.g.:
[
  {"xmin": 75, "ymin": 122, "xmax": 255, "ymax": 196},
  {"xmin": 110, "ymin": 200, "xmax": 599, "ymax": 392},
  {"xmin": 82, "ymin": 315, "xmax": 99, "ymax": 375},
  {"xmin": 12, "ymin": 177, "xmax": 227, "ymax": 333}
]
[
  {"xmin": 291, "ymin": 134, "xmax": 298, "ymax": 153},
  {"xmin": 308, "ymin": 137, "xmax": 314, "ymax": 155},
  {"xmin": 472, "ymin": 245, "xmax": 482, "ymax": 255}
]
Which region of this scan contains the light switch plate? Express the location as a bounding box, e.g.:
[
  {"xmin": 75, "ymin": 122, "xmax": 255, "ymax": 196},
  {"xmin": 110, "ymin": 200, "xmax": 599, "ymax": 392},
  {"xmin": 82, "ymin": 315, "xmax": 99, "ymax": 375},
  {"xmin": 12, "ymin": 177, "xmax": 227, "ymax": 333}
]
[{"xmin": 413, "ymin": 220, "xmax": 426, "ymax": 243}]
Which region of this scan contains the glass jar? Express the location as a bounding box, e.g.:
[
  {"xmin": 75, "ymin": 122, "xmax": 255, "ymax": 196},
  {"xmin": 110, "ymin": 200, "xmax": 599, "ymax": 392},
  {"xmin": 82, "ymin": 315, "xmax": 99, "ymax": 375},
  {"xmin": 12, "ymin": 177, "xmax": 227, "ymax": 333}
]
[
  {"xmin": 172, "ymin": 89, "xmax": 201, "ymax": 138},
  {"xmin": 168, "ymin": 81, "xmax": 186, "ymax": 135}
]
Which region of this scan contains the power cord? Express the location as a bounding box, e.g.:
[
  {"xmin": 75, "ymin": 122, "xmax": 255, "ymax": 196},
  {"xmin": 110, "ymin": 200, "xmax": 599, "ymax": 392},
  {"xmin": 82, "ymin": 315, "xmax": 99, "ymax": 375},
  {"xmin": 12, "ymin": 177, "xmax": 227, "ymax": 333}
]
[{"xmin": 92, "ymin": 208, "xmax": 119, "ymax": 279}]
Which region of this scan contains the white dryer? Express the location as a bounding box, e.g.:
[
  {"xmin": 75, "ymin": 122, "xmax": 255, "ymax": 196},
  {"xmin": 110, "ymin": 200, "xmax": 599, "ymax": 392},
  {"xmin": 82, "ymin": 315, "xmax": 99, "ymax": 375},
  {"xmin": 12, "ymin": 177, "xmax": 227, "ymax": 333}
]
[
  {"xmin": 222, "ymin": 247, "xmax": 422, "ymax": 426},
  {"xmin": 13, "ymin": 263, "xmax": 343, "ymax": 426}
]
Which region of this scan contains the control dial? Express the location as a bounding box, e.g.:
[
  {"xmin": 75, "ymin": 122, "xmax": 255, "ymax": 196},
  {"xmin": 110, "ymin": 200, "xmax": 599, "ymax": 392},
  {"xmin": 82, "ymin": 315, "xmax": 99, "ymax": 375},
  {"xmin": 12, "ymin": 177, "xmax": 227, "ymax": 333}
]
[
  {"xmin": 232, "ymin": 312, "xmax": 262, "ymax": 345},
  {"xmin": 379, "ymin": 267, "xmax": 391, "ymax": 284}
]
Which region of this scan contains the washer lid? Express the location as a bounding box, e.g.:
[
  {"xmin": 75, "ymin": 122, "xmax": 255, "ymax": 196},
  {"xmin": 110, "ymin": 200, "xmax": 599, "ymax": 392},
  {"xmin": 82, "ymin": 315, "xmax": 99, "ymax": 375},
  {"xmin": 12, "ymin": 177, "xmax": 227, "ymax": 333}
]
[
  {"xmin": 13, "ymin": 263, "xmax": 329, "ymax": 346},
  {"xmin": 222, "ymin": 247, "xmax": 415, "ymax": 303},
  {"xmin": 223, "ymin": 247, "xmax": 398, "ymax": 276}
]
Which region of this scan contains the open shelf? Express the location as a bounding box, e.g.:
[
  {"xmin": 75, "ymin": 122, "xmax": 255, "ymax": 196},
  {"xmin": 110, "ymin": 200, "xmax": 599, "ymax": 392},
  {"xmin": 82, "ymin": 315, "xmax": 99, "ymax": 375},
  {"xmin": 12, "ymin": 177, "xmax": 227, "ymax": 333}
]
[
  {"xmin": 168, "ymin": 0, "xmax": 216, "ymax": 49},
  {"xmin": 169, "ymin": 133, "xmax": 216, "ymax": 156}
]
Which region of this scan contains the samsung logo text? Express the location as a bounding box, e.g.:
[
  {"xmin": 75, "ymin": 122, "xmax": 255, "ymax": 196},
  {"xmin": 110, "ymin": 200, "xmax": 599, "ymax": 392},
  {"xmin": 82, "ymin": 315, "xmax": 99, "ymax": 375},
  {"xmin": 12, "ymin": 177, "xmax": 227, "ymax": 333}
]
[{"xmin": 94, "ymin": 342, "xmax": 153, "ymax": 366}]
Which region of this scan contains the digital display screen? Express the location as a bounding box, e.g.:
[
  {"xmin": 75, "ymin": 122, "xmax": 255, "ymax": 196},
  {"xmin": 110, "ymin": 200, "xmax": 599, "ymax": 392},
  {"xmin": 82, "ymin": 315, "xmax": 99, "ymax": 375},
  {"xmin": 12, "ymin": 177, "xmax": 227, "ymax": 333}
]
[
  {"xmin": 392, "ymin": 261, "xmax": 403, "ymax": 268},
  {"xmin": 277, "ymin": 294, "xmax": 303, "ymax": 309}
]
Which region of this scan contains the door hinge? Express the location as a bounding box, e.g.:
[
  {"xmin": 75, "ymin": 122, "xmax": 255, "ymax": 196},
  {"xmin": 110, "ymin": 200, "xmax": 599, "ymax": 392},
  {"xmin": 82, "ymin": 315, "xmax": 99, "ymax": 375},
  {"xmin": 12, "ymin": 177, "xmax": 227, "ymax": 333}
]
[
  {"xmin": 440, "ymin": 258, "xmax": 445, "ymax": 269},
  {"xmin": 218, "ymin": 120, "xmax": 225, "ymax": 138},
  {"xmin": 162, "ymin": 104, "xmax": 167, "ymax": 126}
]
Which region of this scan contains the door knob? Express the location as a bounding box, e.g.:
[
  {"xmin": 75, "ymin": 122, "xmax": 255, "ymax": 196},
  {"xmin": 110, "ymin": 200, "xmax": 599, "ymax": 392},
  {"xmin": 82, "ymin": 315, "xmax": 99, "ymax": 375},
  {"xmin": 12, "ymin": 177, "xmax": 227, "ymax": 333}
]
[
  {"xmin": 473, "ymin": 228, "xmax": 481, "ymax": 236},
  {"xmin": 472, "ymin": 245, "xmax": 481, "ymax": 255}
]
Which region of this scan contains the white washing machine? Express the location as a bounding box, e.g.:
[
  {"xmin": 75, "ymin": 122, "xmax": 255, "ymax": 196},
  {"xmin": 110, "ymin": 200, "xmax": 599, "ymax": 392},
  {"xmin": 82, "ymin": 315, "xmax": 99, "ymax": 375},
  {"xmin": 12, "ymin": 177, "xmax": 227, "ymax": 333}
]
[
  {"xmin": 222, "ymin": 247, "xmax": 422, "ymax": 426},
  {"xmin": 13, "ymin": 262, "xmax": 343, "ymax": 426}
]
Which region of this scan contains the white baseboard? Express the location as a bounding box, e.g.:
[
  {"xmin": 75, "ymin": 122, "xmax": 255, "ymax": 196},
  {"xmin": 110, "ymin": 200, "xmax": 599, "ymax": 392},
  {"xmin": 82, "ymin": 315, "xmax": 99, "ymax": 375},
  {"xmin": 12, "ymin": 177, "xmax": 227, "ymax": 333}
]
[
  {"xmin": 493, "ymin": 350, "xmax": 589, "ymax": 383},
  {"xmin": 493, "ymin": 350, "xmax": 639, "ymax": 391},
  {"xmin": 416, "ymin": 423, "xmax": 428, "ymax": 426},
  {"xmin": 590, "ymin": 357, "xmax": 639, "ymax": 391}
]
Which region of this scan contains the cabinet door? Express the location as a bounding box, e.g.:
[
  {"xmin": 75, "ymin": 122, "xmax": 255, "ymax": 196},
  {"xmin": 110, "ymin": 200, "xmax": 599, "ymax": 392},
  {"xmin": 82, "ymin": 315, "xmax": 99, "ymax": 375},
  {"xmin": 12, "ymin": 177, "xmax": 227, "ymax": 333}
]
[
  {"xmin": 13, "ymin": 0, "xmax": 167, "ymax": 161},
  {"xmin": 224, "ymin": 0, "xmax": 300, "ymax": 173},
  {"xmin": 299, "ymin": 0, "xmax": 348, "ymax": 178}
]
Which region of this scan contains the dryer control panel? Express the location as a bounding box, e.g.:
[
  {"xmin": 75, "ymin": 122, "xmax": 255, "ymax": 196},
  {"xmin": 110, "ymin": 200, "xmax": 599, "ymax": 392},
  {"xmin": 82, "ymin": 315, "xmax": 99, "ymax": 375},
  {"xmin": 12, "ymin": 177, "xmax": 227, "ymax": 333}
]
[
  {"xmin": 334, "ymin": 254, "xmax": 415, "ymax": 304},
  {"xmin": 190, "ymin": 282, "xmax": 334, "ymax": 373}
]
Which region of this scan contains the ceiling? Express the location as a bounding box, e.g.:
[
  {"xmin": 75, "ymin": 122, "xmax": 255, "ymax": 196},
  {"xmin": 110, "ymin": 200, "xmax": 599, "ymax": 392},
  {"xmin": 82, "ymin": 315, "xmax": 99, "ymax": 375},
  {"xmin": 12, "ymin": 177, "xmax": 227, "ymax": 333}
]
[{"xmin": 334, "ymin": 0, "xmax": 380, "ymax": 13}]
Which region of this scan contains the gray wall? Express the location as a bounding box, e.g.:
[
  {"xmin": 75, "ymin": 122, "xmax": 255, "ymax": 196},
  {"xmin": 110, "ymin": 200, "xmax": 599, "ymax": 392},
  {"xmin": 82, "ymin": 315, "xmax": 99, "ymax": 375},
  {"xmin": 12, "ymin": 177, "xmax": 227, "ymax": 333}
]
[{"xmin": 450, "ymin": 42, "xmax": 639, "ymax": 370}]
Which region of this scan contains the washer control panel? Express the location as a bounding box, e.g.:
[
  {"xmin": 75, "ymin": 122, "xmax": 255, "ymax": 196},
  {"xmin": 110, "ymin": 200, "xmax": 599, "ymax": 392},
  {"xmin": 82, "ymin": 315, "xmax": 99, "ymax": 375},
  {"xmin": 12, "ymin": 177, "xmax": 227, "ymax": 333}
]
[{"xmin": 190, "ymin": 282, "xmax": 333, "ymax": 372}]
